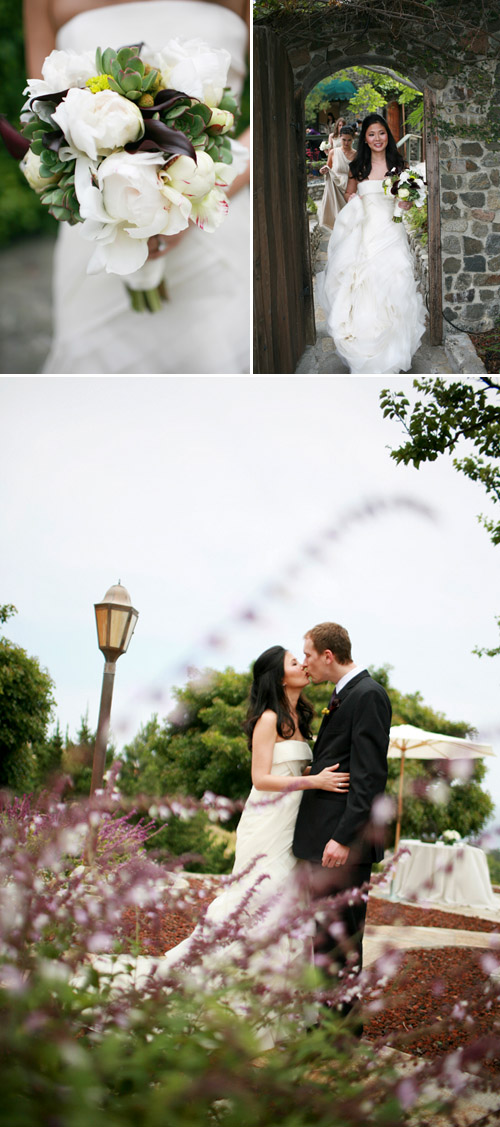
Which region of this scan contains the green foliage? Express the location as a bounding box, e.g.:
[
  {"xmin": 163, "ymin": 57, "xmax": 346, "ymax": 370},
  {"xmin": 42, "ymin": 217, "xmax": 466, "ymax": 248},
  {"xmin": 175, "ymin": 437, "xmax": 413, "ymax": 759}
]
[
  {"xmin": 120, "ymin": 669, "xmax": 252, "ymax": 803},
  {"xmin": 0, "ymin": 0, "xmax": 57, "ymax": 246},
  {"xmin": 148, "ymin": 808, "xmax": 235, "ymax": 873},
  {"xmin": 307, "ymin": 195, "xmax": 318, "ymax": 214},
  {"xmin": 305, "ymin": 65, "xmax": 423, "ymax": 127},
  {"xmin": 487, "ymin": 848, "xmax": 500, "ymax": 885},
  {"xmin": 0, "ymin": 610, "xmax": 56, "ymax": 791},
  {"xmin": 406, "ymin": 199, "xmax": 428, "ymax": 246},
  {"xmin": 0, "ymin": 968, "xmax": 432, "ymax": 1127},
  {"xmin": 348, "ymin": 82, "xmax": 386, "ymax": 115},
  {"xmin": 63, "ymin": 713, "xmax": 114, "ymax": 797}
]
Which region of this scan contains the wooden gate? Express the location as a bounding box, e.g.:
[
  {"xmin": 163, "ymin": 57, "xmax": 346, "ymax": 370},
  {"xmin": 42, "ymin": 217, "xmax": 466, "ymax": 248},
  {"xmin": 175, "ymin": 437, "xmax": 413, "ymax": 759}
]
[{"xmin": 253, "ymin": 28, "xmax": 315, "ymax": 373}]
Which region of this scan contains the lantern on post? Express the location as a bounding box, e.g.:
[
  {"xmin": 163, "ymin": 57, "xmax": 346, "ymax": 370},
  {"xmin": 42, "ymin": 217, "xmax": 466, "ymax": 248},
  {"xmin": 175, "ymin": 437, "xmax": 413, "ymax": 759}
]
[{"xmin": 90, "ymin": 582, "xmax": 138, "ymax": 795}]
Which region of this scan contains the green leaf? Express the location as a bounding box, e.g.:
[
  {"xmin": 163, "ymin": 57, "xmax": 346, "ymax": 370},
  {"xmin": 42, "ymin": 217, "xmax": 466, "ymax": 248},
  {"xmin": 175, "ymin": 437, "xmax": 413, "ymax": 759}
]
[{"xmin": 101, "ymin": 48, "xmax": 116, "ymax": 74}]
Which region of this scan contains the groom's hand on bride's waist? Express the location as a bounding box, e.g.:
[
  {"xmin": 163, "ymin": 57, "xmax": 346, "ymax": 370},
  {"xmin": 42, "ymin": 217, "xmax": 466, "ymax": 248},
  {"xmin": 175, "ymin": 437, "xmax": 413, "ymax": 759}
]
[{"xmin": 322, "ymin": 840, "xmax": 350, "ymax": 868}]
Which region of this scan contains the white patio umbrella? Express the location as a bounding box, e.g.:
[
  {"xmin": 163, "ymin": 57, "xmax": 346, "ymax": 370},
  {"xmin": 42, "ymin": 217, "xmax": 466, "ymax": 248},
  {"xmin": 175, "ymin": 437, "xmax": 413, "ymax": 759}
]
[{"xmin": 388, "ymin": 723, "xmax": 494, "ymax": 850}]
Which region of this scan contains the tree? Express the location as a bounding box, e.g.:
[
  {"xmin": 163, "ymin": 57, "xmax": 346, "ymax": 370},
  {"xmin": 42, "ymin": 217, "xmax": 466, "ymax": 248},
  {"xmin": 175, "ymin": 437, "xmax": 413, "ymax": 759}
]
[
  {"xmin": 121, "ymin": 668, "xmax": 253, "ymax": 802},
  {"xmin": 0, "ymin": 605, "xmax": 56, "ymax": 791},
  {"xmin": 381, "ymin": 377, "xmax": 500, "ymax": 654},
  {"xmin": 305, "ymin": 65, "xmax": 422, "ymax": 129},
  {"xmin": 62, "ymin": 713, "xmax": 114, "ymax": 797},
  {"xmin": 118, "ymin": 663, "xmax": 493, "ymax": 849}
]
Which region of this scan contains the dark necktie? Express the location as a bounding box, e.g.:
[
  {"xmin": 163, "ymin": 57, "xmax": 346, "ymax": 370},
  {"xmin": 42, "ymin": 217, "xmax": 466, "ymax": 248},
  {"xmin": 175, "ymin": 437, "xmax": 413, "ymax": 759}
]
[{"xmin": 328, "ymin": 689, "xmax": 340, "ymax": 712}]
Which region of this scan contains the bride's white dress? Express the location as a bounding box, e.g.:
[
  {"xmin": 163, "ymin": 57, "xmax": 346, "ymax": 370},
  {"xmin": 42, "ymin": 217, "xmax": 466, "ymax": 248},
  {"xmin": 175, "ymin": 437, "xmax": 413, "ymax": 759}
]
[
  {"xmin": 316, "ymin": 180, "xmax": 426, "ymax": 374},
  {"xmin": 91, "ymin": 740, "xmax": 314, "ymax": 1028},
  {"xmin": 43, "ymin": 1, "xmax": 249, "ymax": 374}
]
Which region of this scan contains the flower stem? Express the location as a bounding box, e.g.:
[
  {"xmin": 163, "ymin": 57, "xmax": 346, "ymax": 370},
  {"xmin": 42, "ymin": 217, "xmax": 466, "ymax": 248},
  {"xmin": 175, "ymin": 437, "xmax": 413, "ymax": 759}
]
[{"xmin": 126, "ymin": 284, "xmax": 168, "ymax": 313}]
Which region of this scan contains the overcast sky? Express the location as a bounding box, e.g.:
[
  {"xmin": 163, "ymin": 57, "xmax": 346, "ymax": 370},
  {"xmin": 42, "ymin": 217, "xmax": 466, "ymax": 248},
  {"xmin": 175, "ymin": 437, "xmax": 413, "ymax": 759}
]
[{"xmin": 1, "ymin": 375, "xmax": 499, "ymax": 822}]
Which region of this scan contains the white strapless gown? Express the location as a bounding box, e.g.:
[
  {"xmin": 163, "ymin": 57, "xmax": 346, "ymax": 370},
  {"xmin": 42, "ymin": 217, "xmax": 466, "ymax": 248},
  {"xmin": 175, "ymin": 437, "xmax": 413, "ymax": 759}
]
[
  {"xmin": 316, "ymin": 180, "xmax": 426, "ymax": 374},
  {"xmin": 90, "ymin": 740, "xmax": 314, "ymax": 1041},
  {"xmin": 43, "ymin": 1, "xmax": 249, "ymax": 374}
]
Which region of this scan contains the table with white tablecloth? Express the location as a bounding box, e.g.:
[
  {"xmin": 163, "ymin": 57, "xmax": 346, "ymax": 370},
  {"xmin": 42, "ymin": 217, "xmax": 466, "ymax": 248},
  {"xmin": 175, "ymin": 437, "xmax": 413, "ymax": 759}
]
[{"xmin": 391, "ymin": 839, "xmax": 497, "ymax": 908}]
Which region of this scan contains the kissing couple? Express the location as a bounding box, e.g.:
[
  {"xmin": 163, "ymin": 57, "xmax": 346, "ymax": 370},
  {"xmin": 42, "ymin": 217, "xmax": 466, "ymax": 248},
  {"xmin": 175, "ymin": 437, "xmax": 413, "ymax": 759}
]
[{"xmin": 94, "ymin": 621, "xmax": 391, "ymax": 1043}]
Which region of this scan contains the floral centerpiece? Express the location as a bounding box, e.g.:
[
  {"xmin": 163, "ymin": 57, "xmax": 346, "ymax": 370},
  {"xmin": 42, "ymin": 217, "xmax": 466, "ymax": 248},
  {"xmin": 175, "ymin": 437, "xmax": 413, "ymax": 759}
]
[
  {"xmin": 0, "ymin": 39, "xmax": 247, "ymax": 311},
  {"xmin": 382, "ymin": 168, "xmax": 427, "ymax": 224},
  {"xmin": 440, "ymin": 829, "xmax": 462, "ymax": 845}
]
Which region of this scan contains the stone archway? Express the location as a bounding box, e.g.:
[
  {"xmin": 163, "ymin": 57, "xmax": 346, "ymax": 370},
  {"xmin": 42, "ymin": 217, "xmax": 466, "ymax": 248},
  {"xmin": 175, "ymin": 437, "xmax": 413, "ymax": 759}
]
[{"xmin": 253, "ymin": 5, "xmax": 500, "ymax": 374}]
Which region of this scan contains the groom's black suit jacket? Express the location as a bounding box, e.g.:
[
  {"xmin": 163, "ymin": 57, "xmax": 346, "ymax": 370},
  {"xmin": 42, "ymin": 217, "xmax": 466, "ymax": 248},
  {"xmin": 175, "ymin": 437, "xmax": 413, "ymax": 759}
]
[{"xmin": 293, "ymin": 671, "xmax": 391, "ymax": 865}]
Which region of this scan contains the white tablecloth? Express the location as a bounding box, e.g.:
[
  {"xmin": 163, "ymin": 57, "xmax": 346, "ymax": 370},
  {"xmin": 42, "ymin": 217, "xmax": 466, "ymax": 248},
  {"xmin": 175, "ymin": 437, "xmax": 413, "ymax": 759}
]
[{"xmin": 392, "ymin": 839, "xmax": 497, "ymax": 909}]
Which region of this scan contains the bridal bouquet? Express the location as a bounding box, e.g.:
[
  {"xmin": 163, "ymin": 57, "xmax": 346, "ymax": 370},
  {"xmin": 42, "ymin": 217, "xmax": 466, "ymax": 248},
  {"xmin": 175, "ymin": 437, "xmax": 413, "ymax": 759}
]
[
  {"xmin": 382, "ymin": 168, "xmax": 427, "ymax": 224},
  {"xmin": 0, "ymin": 40, "xmax": 246, "ymax": 311}
]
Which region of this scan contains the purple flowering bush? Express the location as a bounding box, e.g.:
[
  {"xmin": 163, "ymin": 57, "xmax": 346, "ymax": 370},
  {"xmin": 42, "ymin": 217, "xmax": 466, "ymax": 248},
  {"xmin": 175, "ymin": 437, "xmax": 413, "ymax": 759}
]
[{"xmin": 1, "ymin": 777, "xmax": 499, "ymax": 1126}]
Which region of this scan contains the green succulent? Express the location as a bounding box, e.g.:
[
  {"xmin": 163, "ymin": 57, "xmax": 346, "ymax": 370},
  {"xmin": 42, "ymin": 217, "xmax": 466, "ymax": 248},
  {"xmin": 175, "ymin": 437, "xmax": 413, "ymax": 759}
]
[
  {"xmin": 95, "ymin": 46, "xmax": 161, "ymax": 103},
  {"xmin": 39, "ymin": 157, "xmax": 81, "ymax": 223}
]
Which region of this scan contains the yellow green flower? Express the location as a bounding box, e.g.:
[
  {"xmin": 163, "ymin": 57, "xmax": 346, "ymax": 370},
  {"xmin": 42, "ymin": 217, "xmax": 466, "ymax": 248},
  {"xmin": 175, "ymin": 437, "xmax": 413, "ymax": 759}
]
[{"xmin": 86, "ymin": 74, "xmax": 112, "ymax": 93}]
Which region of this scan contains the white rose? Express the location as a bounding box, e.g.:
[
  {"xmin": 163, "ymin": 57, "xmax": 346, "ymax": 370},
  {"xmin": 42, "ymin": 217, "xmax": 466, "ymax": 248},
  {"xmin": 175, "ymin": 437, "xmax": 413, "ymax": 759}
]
[
  {"xmin": 151, "ymin": 38, "xmax": 231, "ymax": 107},
  {"xmin": 21, "ymin": 148, "xmax": 58, "ymax": 192},
  {"xmin": 52, "ymin": 88, "xmax": 144, "ymax": 162},
  {"xmin": 75, "ymin": 150, "xmax": 190, "ymax": 275},
  {"xmin": 24, "ymin": 48, "xmax": 96, "ymax": 101},
  {"xmin": 162, "ymin": 151, "xmax": 215, "ymax": 199},
  {"xmin": 398, "ymin": 188, "xmax": 410, "ymax": 198}
]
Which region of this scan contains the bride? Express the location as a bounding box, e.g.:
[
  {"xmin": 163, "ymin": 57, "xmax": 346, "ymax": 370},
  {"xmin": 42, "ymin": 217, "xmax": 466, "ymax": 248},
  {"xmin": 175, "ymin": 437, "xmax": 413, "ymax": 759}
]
[
  {"xmin": 316, "ymin": 112, "xmax": 426, "ymax": 374},
  {"xmin": 23, "ymin": 0, "xmax": 250, "ymax": 374},
  {"xmin": 90, "ymin": 645, "xmax": 349, "ymax": 1019}
]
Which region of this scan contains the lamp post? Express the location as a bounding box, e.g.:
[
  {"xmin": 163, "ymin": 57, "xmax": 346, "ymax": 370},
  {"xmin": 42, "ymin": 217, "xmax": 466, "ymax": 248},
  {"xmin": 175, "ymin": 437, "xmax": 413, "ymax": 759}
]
[{"xmin": 90, "ymin": 581, "xmax": 138, "ymax": 795}]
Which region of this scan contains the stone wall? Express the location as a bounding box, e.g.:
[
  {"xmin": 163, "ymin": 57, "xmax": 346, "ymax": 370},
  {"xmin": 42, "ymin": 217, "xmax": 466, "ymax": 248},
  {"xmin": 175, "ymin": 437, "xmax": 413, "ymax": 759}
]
[
  {"xmin": 255, "ymin": 9, "xmax": 500, "ymax": 333},
  {"xmin": 437, "ymin": 63, "xmax": 500, "ymax": 331}
]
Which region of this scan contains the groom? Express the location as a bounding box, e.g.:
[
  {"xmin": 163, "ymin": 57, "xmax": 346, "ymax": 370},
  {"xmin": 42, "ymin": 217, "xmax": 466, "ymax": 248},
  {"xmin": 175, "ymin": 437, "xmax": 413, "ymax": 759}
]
[{"xmin": 293, "ymin": 622, "xmax": 391, "ymax": 1008}]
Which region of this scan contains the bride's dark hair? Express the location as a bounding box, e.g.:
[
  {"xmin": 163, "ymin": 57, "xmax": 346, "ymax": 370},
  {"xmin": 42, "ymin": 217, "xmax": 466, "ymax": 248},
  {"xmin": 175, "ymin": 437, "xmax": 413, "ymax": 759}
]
[
  {"xmin": 245, "ymin": 645, "xmax": 314, "ymax": 749},
  {"xmin": 349, "ymin": 113, "xmax": 405, "ymax": 182}
]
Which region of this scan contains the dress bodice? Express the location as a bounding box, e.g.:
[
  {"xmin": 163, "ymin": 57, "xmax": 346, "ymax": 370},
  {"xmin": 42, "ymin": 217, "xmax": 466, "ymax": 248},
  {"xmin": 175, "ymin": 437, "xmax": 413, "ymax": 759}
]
[
  {"xmin": 358, "ymin": 179, "xmax": 385, "ymax": 194},
  {"xmin": 271, "ymin": 739, "xmax": 313, "ymax": 769},
  {"xmin": 55, "ymin": 1, "xmax": 248, "ymax": 95},
  {"xmin": 244, "ymin": 740, "xmax": 311, "ymax": 809},
  {"xmin": 356, "ymin": 179, "xmax": 395, "ymax": 221}
]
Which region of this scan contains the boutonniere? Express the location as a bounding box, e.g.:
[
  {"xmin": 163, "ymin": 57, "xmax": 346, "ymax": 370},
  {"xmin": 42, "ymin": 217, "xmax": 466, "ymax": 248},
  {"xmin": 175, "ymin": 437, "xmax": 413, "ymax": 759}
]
[{"xmin": 321, "ymin": 692, "xmax": 340, "ymax": 716}]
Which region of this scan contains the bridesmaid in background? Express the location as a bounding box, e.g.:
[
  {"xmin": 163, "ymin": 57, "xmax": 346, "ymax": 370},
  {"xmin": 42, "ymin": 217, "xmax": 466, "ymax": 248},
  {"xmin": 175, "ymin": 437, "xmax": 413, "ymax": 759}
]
[{"xmin": 318, "ymin": 126, "xmax": 356, "ymax": 231}]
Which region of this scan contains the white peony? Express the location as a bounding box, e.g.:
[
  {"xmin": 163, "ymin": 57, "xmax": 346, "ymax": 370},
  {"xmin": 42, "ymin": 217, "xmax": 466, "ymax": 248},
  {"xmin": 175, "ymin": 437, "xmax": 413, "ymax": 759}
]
[
  {"xmin": 147, "ymin": 38, "xmax": 231, "ymax": 107},
  {"xmin": 75, "ymin": 149, "xmax": 191, "ymax": 275},
  {"xmin": 24, "ymin": 48, "xmax": 96, "ymax": 102},
  {"xmin": 162, "ymin": 151, "xmax": 216, "ymax": 199},
  {"xmin": 52, "ymin": 88, "xmax": 144, "ymax": 162}
]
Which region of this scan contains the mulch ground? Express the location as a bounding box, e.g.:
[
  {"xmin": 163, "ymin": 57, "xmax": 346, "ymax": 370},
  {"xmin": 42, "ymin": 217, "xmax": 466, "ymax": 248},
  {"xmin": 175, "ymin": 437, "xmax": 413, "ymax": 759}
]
[
  {"xmin": 118, "ymin": 884, "xmax": 500, "ymax": 1074},
  {"xmin": 469, "ymin": 326, "xmax": 500, "ymax": 373},
  {"xmin": 365, "ymin": 894, "xmax": 499, "ymax": 933}
]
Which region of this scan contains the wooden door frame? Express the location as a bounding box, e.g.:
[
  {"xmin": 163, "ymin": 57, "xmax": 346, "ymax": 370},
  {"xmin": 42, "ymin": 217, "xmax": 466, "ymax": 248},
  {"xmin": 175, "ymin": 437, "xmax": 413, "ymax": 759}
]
[{"xmin": 423, "ymin": 86, "xmax": 443, "ymax": 345}]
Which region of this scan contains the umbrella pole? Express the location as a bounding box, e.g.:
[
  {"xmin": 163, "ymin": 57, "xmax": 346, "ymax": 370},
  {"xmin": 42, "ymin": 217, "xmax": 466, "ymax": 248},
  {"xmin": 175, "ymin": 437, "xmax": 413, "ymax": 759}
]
[
  {"xmin": 390, "ymin": 748, "xmax": 406, "ymax": 901},
  {"xmin": 395, "ymin": 749, "xmax": 406, "ymax": 853}
]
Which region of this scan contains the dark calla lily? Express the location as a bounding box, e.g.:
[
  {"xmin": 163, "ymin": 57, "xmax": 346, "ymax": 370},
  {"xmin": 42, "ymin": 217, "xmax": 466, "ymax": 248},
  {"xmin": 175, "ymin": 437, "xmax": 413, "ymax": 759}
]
[
  {"xmin": 140, "ymin": 89, "xmax": 191, "ymax": 118},
  {"xmin": 0, "ymin": 115, "xmax": 30, "ymax": 159},
  {"xmin": 29, "ymin": 88, "xmax": 69, "ymax": 111},
  {"xmin": 127, "ymin": 119, "xmax": 196, "ymax": 161}
]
